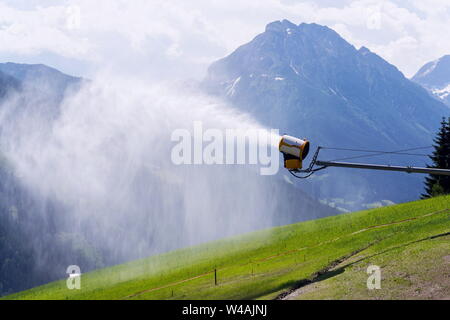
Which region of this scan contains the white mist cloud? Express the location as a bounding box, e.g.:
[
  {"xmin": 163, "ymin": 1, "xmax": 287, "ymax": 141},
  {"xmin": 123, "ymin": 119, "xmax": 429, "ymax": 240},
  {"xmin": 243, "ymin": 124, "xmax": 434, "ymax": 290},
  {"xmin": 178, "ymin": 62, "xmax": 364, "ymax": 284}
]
[
  {"xmin": 0, "ymin": 74, "xmax": 290, "ymax": 260},
  {"xmin": 0, "ymin": 0, "xmax": 449, "ymax": 78}
]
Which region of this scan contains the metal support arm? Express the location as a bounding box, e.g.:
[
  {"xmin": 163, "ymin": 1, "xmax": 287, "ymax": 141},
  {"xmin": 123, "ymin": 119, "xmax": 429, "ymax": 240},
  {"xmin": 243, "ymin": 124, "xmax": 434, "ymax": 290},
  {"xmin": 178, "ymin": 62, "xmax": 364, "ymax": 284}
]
[{"xmin": 315, "ymin": 161, "xmax": 450, "ymax": 176}]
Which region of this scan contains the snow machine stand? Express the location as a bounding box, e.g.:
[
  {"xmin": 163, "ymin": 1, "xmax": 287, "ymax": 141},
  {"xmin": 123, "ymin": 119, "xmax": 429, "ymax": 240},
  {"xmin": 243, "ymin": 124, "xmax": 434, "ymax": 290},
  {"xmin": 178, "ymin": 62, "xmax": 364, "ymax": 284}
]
[{"xmin": 278, "ymin": 134, "xmax": 450, "ymax": 179}]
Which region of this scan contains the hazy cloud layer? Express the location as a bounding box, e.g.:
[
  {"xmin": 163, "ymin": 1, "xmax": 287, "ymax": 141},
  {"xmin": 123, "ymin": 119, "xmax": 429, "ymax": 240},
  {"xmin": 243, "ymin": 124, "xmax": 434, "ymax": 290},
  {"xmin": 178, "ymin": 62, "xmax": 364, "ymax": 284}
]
[{"xmin": 0, "ymin": 0, "xmax": 449, "ymax": 78}]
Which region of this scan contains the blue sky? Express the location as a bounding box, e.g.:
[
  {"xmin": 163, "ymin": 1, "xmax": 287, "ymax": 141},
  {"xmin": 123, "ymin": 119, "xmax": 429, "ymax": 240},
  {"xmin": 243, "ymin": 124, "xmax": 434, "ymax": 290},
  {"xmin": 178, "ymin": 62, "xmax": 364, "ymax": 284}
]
[{"xmin": 0, "ymin": 0, "xmax": 449, "ymax": 79}]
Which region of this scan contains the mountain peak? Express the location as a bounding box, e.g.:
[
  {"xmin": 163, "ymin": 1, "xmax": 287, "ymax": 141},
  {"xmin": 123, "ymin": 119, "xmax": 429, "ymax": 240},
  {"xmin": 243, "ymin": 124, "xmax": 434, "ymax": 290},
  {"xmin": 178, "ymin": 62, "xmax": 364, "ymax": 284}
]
[
  {"xmin": 205, "ymin": 20, "xmax": 396, "ymax": 89},
  {"xmin": 203, "ymin": 19, "xmax": 449, "ymax": 206},
  {"xmin": 264, "ymin": 20, "xmax": 339, "ymax": 38},
  {"xmin": 265, "ymin": 19, "xmax": 297, "ymax": 33},
  {"xmin": 0, "ymin": 62, "xmax": 80, "ymax": 83},
  {"xmin": 359, "ymin": 46, "xmax": 371, "ymax": 54},
  {"xmin": 412, "ymin": 55, "xmax": 450, "ymax": 105},
  {"xmin": 412, "ymin": 55, "xmax": 450, "ymax": 88},
  {"xmin": 297, "ymin": 22, "xmax": 334, "ymax": 33}
]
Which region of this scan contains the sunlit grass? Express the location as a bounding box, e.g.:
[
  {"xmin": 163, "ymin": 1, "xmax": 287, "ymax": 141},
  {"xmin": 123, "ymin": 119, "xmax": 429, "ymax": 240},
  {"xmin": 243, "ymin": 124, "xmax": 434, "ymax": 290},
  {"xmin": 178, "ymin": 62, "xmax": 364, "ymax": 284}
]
[{"xmin": 4, "ymin": 195, "xmax": 449, "ymax": 300}]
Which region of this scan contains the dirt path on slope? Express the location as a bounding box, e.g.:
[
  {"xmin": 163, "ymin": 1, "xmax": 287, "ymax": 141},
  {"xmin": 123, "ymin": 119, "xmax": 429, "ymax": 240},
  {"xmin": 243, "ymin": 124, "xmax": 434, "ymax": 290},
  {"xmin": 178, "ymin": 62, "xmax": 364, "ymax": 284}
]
[
  {"xmin": 122, "ymin": 208, "xmax": 449, "ymax": 300},
  {"xmin": 280, "ymin": 232, "xmax": 450, "ymax": 300},
  {"xmin": 275, "ymin": 243, "xmax": 376, "ymax": 300}
]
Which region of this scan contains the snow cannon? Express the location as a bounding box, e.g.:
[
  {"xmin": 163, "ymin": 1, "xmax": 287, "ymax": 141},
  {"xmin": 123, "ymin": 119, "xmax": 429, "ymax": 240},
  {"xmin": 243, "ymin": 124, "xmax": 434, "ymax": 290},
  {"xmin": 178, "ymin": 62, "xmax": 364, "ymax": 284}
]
[
  {"xmin": 279, "ymin": 135, "xmax": 310, "ymax": 171},
  {"xmin": 278, "ymin": 134, "xmax": 450, "ymax": 179}
]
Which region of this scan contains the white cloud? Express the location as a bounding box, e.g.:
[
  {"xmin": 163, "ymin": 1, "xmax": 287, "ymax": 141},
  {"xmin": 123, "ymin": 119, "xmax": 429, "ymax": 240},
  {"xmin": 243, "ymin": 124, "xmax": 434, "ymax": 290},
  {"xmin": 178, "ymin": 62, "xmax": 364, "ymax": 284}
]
[{"xmin": 0, "ymin": 0, "xmax": 449, "ymax": 78}]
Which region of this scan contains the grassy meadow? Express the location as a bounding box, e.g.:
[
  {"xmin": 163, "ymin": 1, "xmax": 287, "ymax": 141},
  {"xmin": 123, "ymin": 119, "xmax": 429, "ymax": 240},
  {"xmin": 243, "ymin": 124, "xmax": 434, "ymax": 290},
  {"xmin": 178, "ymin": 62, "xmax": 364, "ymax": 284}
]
[{"xmin": 4, "ymin": 195, "xmax": 449, "ymax": 300}]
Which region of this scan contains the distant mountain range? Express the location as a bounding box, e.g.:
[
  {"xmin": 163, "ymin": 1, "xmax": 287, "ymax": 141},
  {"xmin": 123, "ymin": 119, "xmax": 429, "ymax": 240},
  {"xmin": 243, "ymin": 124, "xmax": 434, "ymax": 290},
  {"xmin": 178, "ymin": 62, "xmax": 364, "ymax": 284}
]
[
  {"xmin": 0, "ymin": 64, "xmax": 98, "ymax": 295},
  {"xmin": 412, "ymin": 55, "xmax": 450, "ymax": 106},
  {"xmin": 203, "ymin": 19, "xmax": 450, "ymax": 208},
  {"xmin": 0, "ymin": 62, "xmax": 82, "ymax": 111},
  {"xmin": 0, "ymin": 62, "xmax": 336, "ymax": 295},
  {"xmin": 0, "ymin": 69, "xmax": 20, "ymax": 99},
  {"xmin": 0, "ymin": 21, "xmax": 449, "ymax": 295}
]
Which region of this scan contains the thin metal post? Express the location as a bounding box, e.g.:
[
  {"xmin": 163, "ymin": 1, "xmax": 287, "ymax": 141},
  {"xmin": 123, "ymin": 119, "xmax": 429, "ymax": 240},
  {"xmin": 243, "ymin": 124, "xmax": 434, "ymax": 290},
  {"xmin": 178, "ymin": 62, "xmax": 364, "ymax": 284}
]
[{"xmin": 214, "ymin": 268, "xmax": 217, "ymax": 286}]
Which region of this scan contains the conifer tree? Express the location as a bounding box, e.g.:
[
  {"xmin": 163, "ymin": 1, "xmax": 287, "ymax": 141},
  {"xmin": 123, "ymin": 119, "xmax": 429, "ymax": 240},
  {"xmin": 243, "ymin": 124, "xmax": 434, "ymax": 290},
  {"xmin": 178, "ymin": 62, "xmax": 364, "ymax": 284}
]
[{"xmin": 422, "ymin": 117, "xmax": 450, "ymax": 198}]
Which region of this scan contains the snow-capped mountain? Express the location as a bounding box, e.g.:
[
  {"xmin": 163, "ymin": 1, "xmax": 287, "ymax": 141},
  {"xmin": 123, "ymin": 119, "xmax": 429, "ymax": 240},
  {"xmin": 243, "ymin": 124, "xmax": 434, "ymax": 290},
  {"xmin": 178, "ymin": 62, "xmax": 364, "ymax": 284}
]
[
  {"xmin": 412, "ymin": 55, "xmax": 450, "ymax": 106},
  {"xmin": 203, "ymin": 19, "xmax": 450, "ymax": 207}
]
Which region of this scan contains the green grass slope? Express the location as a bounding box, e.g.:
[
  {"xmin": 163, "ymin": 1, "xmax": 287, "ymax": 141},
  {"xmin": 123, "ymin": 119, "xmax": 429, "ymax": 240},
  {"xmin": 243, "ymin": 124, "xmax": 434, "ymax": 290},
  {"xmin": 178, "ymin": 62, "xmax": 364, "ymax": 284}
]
[
  {"xmin": 287, "ymin": 233, "xmax": 449, "ymax": 300},
  {"xmin": 4, "ymin": 195, "xmax": 450, "ymax": 300}
]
